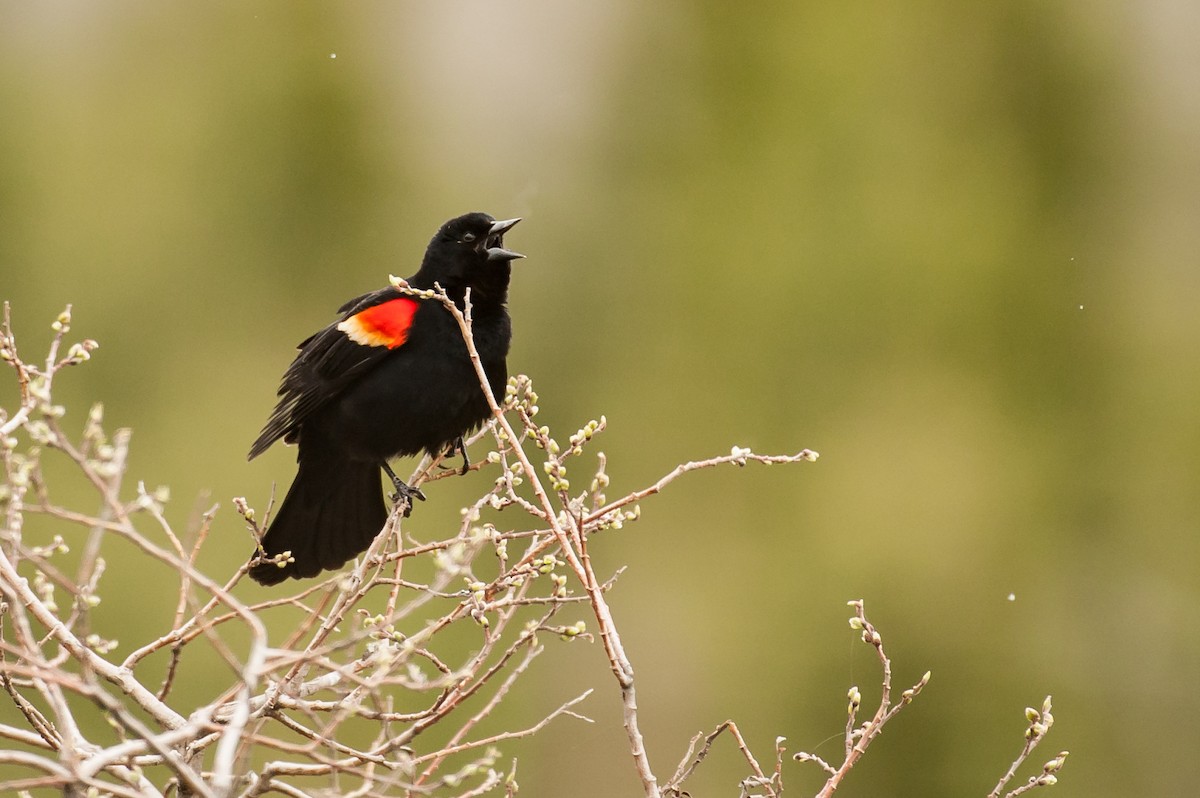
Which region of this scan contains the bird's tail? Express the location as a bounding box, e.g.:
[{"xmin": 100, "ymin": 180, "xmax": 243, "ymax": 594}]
[{"xmin": 248, "ymin": 454, "xmax": 388, "ymax": 586}]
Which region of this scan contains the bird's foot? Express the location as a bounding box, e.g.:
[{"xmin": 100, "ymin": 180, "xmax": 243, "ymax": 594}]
[
  {"xmin": 435, "ymin": 436, "xmax": 471, "ymax": 475},
  {"xmin": 389, "ymin": 478, "xmax": 426, "ymax": 517},
  {"xmin": 382, "ymin": 462, "xmax": 426, "ymax": 517},
  {"xmin": 390, "ymin": 480, "xmax": 426, "ymax": 517}
]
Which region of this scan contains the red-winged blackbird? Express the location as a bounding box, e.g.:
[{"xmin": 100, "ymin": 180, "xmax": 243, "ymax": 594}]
[{"xmin": 246, "ymin": 213, "xmax": 524, "ymax": 586}]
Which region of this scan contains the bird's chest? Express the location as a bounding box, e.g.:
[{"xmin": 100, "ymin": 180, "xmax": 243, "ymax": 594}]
[{"xmin": 410, "ymin": 306, "xmax": 510, "ymax": 380}]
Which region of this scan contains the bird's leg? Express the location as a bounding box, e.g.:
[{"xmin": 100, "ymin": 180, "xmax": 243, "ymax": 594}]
[
  {"xmin": 381, "ymin": 462, "xmax": 426, "ymax": 517},
  {"xmin": 435, "ymin": 436, "xmax": 471, "ymax": 475}
]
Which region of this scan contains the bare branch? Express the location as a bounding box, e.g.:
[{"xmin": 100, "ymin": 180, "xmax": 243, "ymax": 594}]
[
  {"xmin": 1, "ymin": 300, "xmax": 1055, "ymax": 798},
  {"xmin": 988, "ymin": 696, "xmax": 1068, "ymax": 798},
  {"xmin": 790, "ymin": 599, "xmax": 931, "ymax": 798}
]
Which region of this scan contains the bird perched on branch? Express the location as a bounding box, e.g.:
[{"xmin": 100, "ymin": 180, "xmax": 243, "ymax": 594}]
[{"xmin": 246, "ymin": 213, "xmax": 524, "ymax": 585}]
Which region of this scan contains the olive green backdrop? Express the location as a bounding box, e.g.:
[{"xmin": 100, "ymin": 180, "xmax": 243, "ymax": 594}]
[{"xmin": 2, "ymin": 2, "xmax": 1197, "ymax": 796}]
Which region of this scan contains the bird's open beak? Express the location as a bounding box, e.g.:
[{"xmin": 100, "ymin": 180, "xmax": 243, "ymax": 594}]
[{"xmin": 485, "ymin": 218, "xmax": 524, "ymax": 262}]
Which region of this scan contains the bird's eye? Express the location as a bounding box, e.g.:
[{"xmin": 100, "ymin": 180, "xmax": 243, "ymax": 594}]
[{"xmin": 462, "ymin": 232, "xmax": 477, "ymax": 243}]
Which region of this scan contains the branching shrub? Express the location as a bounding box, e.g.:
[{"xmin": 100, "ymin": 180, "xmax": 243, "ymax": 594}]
[{"xmin": 0, "ymin": 299, "xmax": 1065, "ymax": 797}]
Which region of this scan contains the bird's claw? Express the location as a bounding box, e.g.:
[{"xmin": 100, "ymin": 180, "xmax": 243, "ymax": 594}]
[
  {"xmin": 381, "ymin": 462, "xmax": 426, "ymax": 517},
  {"xmin": 389, "ymin": 482, "xmax": 426, "ymax": 503},
  {"xmin": 437, "ymin": 436, "xmax": 470, "ymax": 475},
  {"xmin": 389, "ymin": 480, "xmax": 426, "ymax": 517}
]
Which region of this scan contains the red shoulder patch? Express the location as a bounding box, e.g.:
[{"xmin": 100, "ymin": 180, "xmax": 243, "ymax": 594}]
[{"xmin": 337, "ymin": 298, "xmax": 419, "ymax": 349}]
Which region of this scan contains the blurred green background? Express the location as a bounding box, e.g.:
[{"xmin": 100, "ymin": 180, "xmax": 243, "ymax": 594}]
[{"xmin": 2, "ymin": 2, "xmax": 1198, "ymax": 796}]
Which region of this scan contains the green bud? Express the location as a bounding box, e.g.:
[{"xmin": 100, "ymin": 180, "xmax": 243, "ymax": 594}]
[{"xmin": 67, "ymin": 343, "xmax": 91, "ymax": 362}]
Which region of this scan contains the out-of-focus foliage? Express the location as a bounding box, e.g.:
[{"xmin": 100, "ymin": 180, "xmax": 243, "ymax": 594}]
[{"xmin": 1, "ymin": 2, "xmax": 1196, "ymax": 796}]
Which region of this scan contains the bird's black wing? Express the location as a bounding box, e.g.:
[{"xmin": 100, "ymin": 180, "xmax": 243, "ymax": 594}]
[{"xmin": 248, "ymin": 286, "xmax": 420, "ymax": 459}]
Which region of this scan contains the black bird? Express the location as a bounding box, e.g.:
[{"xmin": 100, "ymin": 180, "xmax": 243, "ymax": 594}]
[{"xmin": 247, "ymin": 213, "xmax": 524, "ymax": 585}]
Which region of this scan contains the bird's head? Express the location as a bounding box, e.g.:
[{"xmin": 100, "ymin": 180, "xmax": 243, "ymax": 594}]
[{"xmin": 414, "ymin": 213, "xmax": 524, "ymax": 301}]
